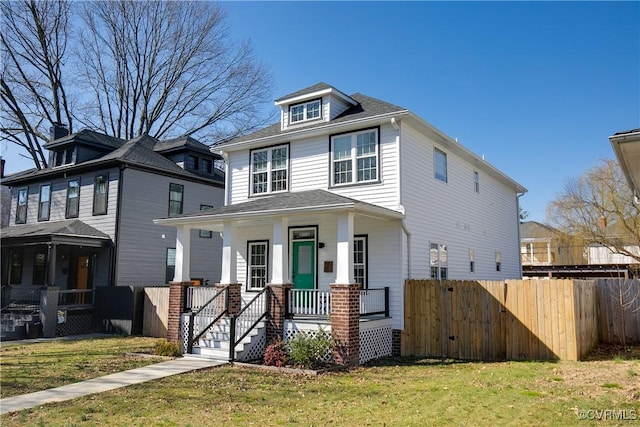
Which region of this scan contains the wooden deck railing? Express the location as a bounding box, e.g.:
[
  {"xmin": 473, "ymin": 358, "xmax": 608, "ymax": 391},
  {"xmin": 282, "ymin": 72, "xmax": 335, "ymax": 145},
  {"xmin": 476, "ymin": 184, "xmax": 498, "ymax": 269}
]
[{"xmin": 58, "ymin": 289, "xmax": 95, "ymax": 308}]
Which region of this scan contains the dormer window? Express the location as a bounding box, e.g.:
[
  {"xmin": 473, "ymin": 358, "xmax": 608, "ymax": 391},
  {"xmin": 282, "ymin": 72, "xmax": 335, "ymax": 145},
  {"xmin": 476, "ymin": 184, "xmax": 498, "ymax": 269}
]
[
  {"xmin": 187, "ymin": 155, "xmax": 199, "ymax": 171},
  {"xmin": 289, "ymin": 99, "xmax": 321, "ymax": 124},
  {"xmin": 53, "ymin": 147, "xmax": 76, "ymax": 167}
]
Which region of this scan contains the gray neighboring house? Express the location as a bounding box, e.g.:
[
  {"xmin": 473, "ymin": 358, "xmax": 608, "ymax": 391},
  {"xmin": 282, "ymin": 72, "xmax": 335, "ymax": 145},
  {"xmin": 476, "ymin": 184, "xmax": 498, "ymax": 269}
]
[{"xmin": 1, "ymin": 128, "xmax": 224, "ymax": 338}]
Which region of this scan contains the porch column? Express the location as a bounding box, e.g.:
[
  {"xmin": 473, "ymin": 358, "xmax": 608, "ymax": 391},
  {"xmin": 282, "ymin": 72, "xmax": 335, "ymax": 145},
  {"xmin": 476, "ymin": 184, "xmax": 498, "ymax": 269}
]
[
  {"xmin": 174, "ymin": 225, "xmax": 191, "ymax": 282},
  {"xmin": 220, "ymin": 221, "xmax": 237, "ymax": 284},
  {"xmin": 40, "ymin": 287, "xmax": 60, "ymax": 338},
  {"xmin": 271, "ymin": 217, "xmax": 289, "ymax": 284},
  {"xmin": 266, "ymin": 283, "xmax": 292, "ymax": 344},
  {"xmin": 330, "ymin": 283, "xmax": 360, "ymax": 367},
  {"xmin": 46, "ymin": 243, "xmax": 57, "ymax": 287},
  {"xmin": 335, "ymin": 212, "xmax": 354, "ymax": 284}
]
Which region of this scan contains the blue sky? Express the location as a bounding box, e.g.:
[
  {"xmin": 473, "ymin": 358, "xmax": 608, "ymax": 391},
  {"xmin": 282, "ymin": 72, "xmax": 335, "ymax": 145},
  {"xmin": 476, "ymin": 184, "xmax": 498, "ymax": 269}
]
[{"xmin": 2, "ymin": 1, "xmax": 638, "ymax": 223}]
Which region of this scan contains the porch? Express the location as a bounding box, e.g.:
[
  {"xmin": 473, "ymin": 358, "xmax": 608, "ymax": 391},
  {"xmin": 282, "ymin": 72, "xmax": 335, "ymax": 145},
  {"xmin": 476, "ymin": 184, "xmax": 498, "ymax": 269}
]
[{"xmin": 170, "ymin": 283, "xmax": 393, "ymax": 366}]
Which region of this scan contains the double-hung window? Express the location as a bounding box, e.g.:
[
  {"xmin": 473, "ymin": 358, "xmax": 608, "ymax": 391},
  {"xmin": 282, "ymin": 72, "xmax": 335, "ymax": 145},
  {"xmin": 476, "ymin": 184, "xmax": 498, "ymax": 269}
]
[
  {"xmin": 66, "ymin": 179, "xmax": 80, "ymax": 218},
  {"xmin": 430, "ymin": 243, "xmax": 448, "ymax": 280},
  {"xmin": 331, "ymin": 128, "xmax": 379, "ymax": 186},
  {"xmin": 15, "ymin": 188, "xmax": 28, "ymax": 224},
  {"xmin": 434, "ymin": 148, "xmax": 448, "ymax": 183},
  {"xmin": 290, "ymin": 99, "xmax": 321, "ymax": 124},
  {"xmin": 250, "ymin": 145, "xmax": 289, "ymax": 195},
  {"xmin": 168, "ymin": 183, "xmax": 184, "ymax": 216},
  {"xmin": 473, "ymin": 171, "xmax": 480, "ymax": 193},
  {"xmin": 247, "ymin": 241, "xmax": 268, "ymax": 290},
  {"xmin": 354, "ymin": 236, "xmax": 368, "ymax": 289},
  {"xmin": 9, "ymin": 250, "xmax": 23, "ymax": 284},
  {"xmin": 38, "ymin": 184, "xmax": 51, "ymax": 221},
  {"xmin": 93, "ymin": 174, "xmax": 108, "ymax": 215}
]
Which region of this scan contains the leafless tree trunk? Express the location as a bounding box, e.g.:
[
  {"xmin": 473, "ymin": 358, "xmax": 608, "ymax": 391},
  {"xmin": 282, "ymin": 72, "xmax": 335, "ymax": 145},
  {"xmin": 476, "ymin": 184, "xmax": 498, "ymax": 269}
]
[
  {"xmin": 76, "ymin": 0, "xmax": 272, "ymax": 142},
  {"xmin": 547, "ymin": 159, "xmax": 640, "ymax": 264},
  {"xmin": 1, "ymin": 0, "xmax": 73, "ymax": 169}
]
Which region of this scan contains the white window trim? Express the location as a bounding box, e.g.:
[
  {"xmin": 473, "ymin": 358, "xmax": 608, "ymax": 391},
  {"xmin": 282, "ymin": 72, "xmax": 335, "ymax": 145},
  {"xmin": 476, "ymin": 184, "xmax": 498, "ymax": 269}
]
[
  {"xmin": 354, "ymin": 235, "xmax": 368, "ymax": 289},
  {"xmin": 330, "ymin": 128, "xmax": 380, "ymax": 187},
  {"xmin": 474, "ymin": 171, "xmax": 480, "ymax": 193},
  {"xmin": 430, "ymin": 242, "xmax": 448, "ymax": 280},
  {"xmin": 289, "ymin": 99, "xmax": 322, "ymax": 124},
  {"xmin": 250, "ymin": 144, "xmax": 289, "ymax": 196},
  {"xmin": 247, "ymin": 241, "xmax": 269, "ymax": 291}
]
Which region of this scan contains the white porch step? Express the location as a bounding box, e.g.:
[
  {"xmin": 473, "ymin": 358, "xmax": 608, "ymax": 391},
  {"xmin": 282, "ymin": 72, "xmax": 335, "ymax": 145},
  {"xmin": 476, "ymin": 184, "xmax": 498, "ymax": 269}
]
[{"xmin": 192, "ymin": 319, "xmax": 265, "ymax": 360}]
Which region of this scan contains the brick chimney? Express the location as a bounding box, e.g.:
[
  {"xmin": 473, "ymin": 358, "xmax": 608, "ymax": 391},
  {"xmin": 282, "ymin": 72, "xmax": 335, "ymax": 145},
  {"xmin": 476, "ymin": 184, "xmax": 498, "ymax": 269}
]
[{"xmin": 50, "ymin": 123, "xmax": 69, "ymax": 141}]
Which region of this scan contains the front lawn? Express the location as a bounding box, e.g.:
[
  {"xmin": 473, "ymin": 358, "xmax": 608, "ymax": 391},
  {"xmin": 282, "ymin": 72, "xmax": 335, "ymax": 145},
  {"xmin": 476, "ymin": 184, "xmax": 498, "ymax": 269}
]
[
  {"xmin": 1, "ymin": 341, "xmax": 638, "ymax": 426},
  {"xmin": 0, "ymin": 336, "xmax": 160, "ymax": 398}
]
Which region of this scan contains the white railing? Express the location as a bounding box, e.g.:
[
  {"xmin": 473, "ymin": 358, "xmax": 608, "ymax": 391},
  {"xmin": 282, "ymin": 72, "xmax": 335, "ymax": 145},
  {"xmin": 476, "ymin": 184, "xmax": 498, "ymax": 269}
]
[
  {"xmin": 287, "ymin": 289, "xmax": 331, "ymax": 316},
  {"xmin": 186, "ymin": 286, "xmax": 222, "ymax": 311},
  {"xmin": 360, "ymin": 288, "xmax": 389, "ymax": 316}
]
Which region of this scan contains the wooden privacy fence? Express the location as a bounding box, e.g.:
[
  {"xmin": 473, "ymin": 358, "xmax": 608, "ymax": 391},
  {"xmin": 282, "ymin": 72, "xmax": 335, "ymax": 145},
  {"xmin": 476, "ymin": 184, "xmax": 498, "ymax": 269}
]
[
  {"xmin": 402, "ymin": 279, "xmax": 598, "ymax": 361},
  {"xmin": 142, "ymin": 286, "xmax": 170, "ymax": 338},
  {"xmin": 597, "ymin": 279, "xmax": 640, "ymax": 345}
]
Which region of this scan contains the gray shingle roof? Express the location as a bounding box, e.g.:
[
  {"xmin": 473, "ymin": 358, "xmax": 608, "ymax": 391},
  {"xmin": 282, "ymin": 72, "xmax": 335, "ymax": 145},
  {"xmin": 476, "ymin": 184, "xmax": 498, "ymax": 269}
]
[
  {"xmin": 216, "ymin": 93, "xmax": 407, "ymax": 147},
  {"xmin": 274, "ymin": 82, "xmax": 339, "ymax": 103},
  {"xmin": 1, "ymin": 220, "xmax": 111, "ymax": 240},
  {"xmin": 43, "ymin": 129, "xmax": 125, "ymax": 150},
  {"xmin": 162, "ymin": 189, "xmax": 402, "ymax": 220},
  {"xmin": 154, "ymin": 136, "xmax": 221, "ymax": 158},
  {"xmin": 3, "ymin": 133, "xmax": 223, "ymax": 186}
]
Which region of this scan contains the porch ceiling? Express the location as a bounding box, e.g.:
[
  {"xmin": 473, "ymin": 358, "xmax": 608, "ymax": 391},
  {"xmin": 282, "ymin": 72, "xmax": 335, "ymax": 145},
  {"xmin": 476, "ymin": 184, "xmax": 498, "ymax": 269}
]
[
  {"xmin": 1, "ymin": 220, "xmax": 112, "ymax": 247},
  {"xmin": 154, "ymin": 189, "xmax": 404, "ymax": 230}
]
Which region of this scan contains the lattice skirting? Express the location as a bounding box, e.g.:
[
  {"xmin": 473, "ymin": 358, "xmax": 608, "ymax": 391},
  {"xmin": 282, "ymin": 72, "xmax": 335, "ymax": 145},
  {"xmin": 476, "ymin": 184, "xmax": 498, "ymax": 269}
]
[
  {"xmin": 56, "ymin": 314, "xmax": 93, "ymax": 336},
  {"xmin": 359, "ymin": 322, "xmax": 393, "ymax": 364},
  {"xmin": 284, "ymin": 322, "xmax": 334, "ymax": 364},
  {"xmin": 238, "ymin": 329, "xmax": 266, "ymax": 361},
  {"xmin": 180, "ymin": 314, "xmax": 190, "ymax": 353}
]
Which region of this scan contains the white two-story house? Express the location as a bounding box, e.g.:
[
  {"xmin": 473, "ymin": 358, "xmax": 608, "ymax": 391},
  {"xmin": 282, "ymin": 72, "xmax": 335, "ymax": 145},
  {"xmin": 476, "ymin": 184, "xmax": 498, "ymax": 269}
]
[{"xmin": 156, "ymin": 83, "xmax": 526, "ymax": 343}]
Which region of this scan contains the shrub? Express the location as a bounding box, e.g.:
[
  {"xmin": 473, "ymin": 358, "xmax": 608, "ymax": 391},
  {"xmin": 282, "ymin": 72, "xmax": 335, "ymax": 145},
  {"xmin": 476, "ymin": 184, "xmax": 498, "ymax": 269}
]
[
  {"xmin": 286, "ymin": 329, "xmax": 336, "ymax": 369},
  {"xmin": 153, "ymin": 339, "xmax": 182, "ymax": 357},
  {"xmin": 264, "ymin": 339, "xmax": 289, "ymax": 367}
]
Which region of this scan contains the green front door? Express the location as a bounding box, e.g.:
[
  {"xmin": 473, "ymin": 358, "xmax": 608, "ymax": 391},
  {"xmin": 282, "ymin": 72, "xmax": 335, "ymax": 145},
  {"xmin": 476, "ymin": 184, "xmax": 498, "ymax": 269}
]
[{"xmin": 292, "ymin": 241, "xmax": 315, "ymax": 289}]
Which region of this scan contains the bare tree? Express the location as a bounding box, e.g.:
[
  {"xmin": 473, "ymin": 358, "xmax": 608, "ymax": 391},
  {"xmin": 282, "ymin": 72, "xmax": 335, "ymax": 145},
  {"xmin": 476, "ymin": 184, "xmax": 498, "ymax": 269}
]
[
  {"xmin": 76, "ymin": 1, "xmax": 272, "ymax": 142},
  {"xmin": 1, "ymin": 0, "xmax": 73, "ymax": 169},
  {"xmin": 546, "ymin": 159, "xmax": 640, "ymax": 264}
]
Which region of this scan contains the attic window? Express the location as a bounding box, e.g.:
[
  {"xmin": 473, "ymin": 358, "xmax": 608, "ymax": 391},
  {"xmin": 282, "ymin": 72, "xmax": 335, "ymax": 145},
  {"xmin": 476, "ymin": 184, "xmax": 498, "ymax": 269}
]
[
  {"xmin": 54, "ymin": 147, "xmax": 76, "ymax": 167},
  {"xmin": 289, "ymin": 99, "xmax": 321, "ymax": 124}
]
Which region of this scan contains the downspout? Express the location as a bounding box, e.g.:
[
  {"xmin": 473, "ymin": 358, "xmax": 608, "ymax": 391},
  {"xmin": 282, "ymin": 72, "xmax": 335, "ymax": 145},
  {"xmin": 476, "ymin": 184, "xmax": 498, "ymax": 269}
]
[
  {"xmin": 516, "ymin": 190, "xmax": 526, "ymax": 279},
  {"xmin": 392, "ymin": 116, "xmax": 411, "ymax": 279},
  {"xmin": 220, "ymin": 151, "xmax": 230, "ymax": 207}
]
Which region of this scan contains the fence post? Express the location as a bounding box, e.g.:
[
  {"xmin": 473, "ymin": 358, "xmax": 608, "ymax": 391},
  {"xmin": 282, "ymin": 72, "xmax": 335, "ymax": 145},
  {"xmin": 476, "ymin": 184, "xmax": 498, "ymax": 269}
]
[
  {"xmin": 187, "ymin": 312, "xmax": 195, "ymax": 354},
  {"xmin": 384, "ymin": 287, "xmax": 390, "ymax": 317},
  {"xmin": 228, "ymin": 315, "xmax": 237, "ymax": 362}
]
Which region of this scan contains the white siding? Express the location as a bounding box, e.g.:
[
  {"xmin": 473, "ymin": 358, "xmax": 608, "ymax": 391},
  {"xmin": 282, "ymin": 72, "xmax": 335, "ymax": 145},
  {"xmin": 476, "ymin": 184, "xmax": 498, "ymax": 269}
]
[
  {"xmin": 400, "ymin": 122, "xmax": 521, "ymax": 281},
  {"xmin": 227, "ymin": 123, "xmax": 401, "ymax": 211},
  {"xmin": 116, "ymin": 168, "xmax": 224, "ymax": 286}
]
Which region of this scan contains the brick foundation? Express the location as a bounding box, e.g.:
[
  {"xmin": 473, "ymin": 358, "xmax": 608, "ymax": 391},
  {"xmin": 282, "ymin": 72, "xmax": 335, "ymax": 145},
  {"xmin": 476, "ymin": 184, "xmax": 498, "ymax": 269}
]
[
  {"xmin": 167, "ymin": 281, "xmax": 192, "ymax": 344},
  {"xmin": 330, "ymin": 283, "xmax": 360, "ymax": 367}
]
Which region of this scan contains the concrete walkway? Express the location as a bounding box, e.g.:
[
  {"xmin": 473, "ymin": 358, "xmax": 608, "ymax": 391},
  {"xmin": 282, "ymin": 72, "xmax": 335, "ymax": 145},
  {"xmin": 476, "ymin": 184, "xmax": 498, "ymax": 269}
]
[{"xmin": 0, "ymin": 356, "xmax": 227, "ymax": 415}]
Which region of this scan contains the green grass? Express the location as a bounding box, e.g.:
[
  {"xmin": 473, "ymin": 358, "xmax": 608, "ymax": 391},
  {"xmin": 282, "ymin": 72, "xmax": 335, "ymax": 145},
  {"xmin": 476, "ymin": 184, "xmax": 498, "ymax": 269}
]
[
  {"xmin": 0, "ymin": 336, "xmax": 161, "ymax": 398},
  {"xmin": 1, "ymin": 340, "xmax": 639, "ymax": 426}
]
